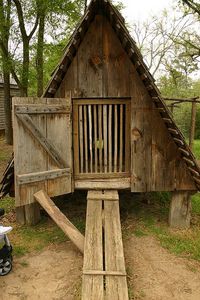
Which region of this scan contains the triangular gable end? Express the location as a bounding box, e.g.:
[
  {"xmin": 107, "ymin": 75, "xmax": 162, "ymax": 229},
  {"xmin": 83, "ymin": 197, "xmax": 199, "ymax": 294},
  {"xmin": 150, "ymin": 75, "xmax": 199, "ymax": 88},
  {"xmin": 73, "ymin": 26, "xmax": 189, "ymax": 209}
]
[{"xmin": 43, "ymin": 0, "xmax": 200, "ymax": 191}]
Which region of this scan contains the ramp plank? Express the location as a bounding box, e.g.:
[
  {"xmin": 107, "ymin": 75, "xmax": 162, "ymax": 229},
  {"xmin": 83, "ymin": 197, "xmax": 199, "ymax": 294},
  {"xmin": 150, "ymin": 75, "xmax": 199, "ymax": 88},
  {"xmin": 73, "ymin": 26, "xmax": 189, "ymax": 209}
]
[
  {"xmin": 34, "ymin": 190, "xmax": 84, "ymax": 253},
  {"xmin": 82, "ymin": 190, "xmax": 129, "ymax": 299},
  {"xmin": 104, "ymin": 200, "xmax": 129, "ymax": 300},
  {"xmin": 82, "ymin": 199, "xmax": 104, "ymax": 300}
]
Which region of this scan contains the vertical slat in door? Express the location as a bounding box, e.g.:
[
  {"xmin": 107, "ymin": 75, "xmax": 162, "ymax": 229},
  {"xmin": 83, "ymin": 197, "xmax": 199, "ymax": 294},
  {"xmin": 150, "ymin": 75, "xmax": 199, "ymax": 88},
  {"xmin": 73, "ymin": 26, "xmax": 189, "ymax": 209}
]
[
  {"xmin": 114, "ymin": 105, "xmax": 118, "ymax": 173},
  {"xmin": 108, "ymin": 105, "xmax": 112, "ymax": 173},
  {"xmin": 88, "ymin": 105, "xmax": 93, "ymax": 173},
  {"xmin": 79, "ymin": 106, "xmax": 84, "ymax": 173},
  {"xmin": 103, "ymin": 105, "xmax": 108, "ymax": 173},
  {"xmin": 119, "ymin": 104, "xmax": 123, "ymax": 172},
  {"xmin": 98, "ymin": 105, "xmax": 103, "ymax": 173},
  {"xmin": 94, "ymin": 105, "xmax": 98, "ymax": 173},
  {"xmin": 84, "ymin": 105, "xmax": 88, "ymax": 173},
  {"xmin": 125, "ymin": 103, "xmax": 131, "ymax": 172}
]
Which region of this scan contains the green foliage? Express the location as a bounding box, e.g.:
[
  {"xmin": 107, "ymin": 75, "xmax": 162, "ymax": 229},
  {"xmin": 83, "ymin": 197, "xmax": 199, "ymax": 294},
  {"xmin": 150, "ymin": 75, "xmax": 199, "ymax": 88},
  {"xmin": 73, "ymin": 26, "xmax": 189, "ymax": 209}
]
[
  {"xmin": 158, "ymin": 75, "xmax": 200, "ymax": 139},
  {"xmin": 192, "ymin": 140, "xmax": 200, "ymax": 159},
  {"xmin": 180, "ymin": 0, "xmax": 200, "ymax": 17},
  {"xmin": 0, "ymin": 196, "xmax": 15, "ymax": 213},
  {"xmin": 192, "ymin": 193, "xmax": 200, "ymax": 215}
]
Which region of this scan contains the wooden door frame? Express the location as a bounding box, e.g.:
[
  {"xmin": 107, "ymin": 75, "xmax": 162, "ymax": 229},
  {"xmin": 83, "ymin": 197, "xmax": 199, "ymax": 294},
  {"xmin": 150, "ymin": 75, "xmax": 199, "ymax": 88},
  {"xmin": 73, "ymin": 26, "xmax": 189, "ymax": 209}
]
[{"xmin": 72, "ymin": 98, "xmax": 131, "ymax": 185}]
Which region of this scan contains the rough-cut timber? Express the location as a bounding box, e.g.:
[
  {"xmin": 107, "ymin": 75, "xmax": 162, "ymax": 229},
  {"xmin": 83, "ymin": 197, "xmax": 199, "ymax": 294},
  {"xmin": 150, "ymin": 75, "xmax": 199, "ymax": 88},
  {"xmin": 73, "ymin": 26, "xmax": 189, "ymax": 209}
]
[
  {"xmin": 169, "ymin": 191, "xmax": 192, "ymax": 228},
  {"xmin": 82, "ymin": 190, "xmax": 129, "ymax": 300},
  {"xmin": 0, "ymin": 79, "xmax": 20, "ymax": 131},
  {"xmin": 34, "ymin": 190, "xmax": 84, "ymax": 253},
  {"xmin": 13, "ymin": 97, "xmax": 72, "ymax": 208},
  {"xmin": 43, "ymin": 0, "xmax": 199, "ymax": 193}
]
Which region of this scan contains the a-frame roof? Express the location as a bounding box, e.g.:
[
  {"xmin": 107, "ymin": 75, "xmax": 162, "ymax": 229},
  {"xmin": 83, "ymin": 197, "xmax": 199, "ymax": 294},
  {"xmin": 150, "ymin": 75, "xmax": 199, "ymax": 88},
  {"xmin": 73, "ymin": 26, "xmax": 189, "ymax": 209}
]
[{"xmin": 43, "ymin": 0, "xmax": 200, "ymax": 190}]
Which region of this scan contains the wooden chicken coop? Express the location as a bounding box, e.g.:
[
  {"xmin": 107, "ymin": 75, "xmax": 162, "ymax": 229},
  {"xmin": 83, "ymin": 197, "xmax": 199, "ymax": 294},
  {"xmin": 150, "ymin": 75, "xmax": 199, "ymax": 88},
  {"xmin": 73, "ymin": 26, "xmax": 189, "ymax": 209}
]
[
  {"xmin": 9, "ymin": 0, "xmax": 200, "ymax": 298},
  {"xmin": 12, "ymin": 0, "xmax": 200, "ymax": 228}
]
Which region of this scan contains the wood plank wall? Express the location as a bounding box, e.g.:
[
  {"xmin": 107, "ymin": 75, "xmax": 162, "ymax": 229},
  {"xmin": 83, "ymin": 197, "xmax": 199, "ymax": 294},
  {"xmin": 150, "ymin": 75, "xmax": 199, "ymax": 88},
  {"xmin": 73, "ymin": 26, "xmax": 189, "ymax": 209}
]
[
  {"xmin": 55, "ymin": 14, "xmax": 196, "ymax": 192},
  {"xmin": 0, "ymin": 84, "xmax": 20, "ymax": 130}
]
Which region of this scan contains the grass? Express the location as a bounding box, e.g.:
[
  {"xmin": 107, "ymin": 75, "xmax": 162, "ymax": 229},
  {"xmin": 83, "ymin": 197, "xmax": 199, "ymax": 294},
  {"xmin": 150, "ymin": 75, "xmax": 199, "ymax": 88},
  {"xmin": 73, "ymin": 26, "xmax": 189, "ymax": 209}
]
[
  {"xmin": 0, "ymin": 193, "xmax": 86, "ymax": 257},
  {"xmin": 0, "ymin": 136, "xmax": 12, "ymax": 162},
  {"xmin": 193, "ymin": 140, "xmax": 200, "ymax": 159},
  {"xmin": 121, "ymin": 191, "xmax": 200, "ymax": 262},
  {"xmin": 0, "ymin": 196, "xmax": 15, "ymax": 213}
]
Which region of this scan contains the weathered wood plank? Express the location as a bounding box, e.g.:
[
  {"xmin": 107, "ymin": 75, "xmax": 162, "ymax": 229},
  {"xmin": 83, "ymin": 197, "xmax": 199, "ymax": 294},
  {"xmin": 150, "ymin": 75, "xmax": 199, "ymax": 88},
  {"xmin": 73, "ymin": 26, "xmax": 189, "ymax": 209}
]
[
  {"xmin": 84, "ymin": 105, "xmax": 89, "ymax": 173},
  {"xmin": 73, "ymin": 104, "xmax": 80, "ymax": 175},
  {"xmin": 83, "ymin": 270, "xmax": 126, "ymax": 276},
  {"xmin": 16, "ymin": 113, "xmax": 66, "ymax": 169},
  {"xmin": 98, "ymin": 105, "xmax": 103, "ymax": 173},
  {"xmin": 119, "ymin": 104, "xmax": 123, "ymax": 172},
  {"xmin": 88, "ymin": 105, "xmax": 93, "ymax": 173},
  {"xmin": 82, "ymin": 194, "xmax": 104, "ymax": 300},
  {"xmin": 114, "ymin": 104, "xmax": 118, "ymax": 172},
  {"xmin": 46, "ymin": 96, "xmax": 72, "ymax": 196},
  {"xmin": 75, "ymin": 172, "xmax": 130, "ymax": 180},
  {"xmin": 169, "ymin": 191, "xmax": 192, "ymax": 228},
  {"xmin": 34, "ymin": 190, "xmax": 84, "ymax": 253},
  {"xmin": 108, "ymin": 105, "xmax": 112, "ymax": 173},
  {"xmin": 87, "ymin": 190, "xmax": 119, "ymax": 201},
  {"xmin": 94, "ymin": 105, "xmax": 98, "ymax": 173},
  {"xmin": 79, "ymin": 105, "xmax": 84, "ymax": 173},
  {"xmin": 13, "ymin": 97, "xmax": 73, "ymax": 215},
  {"xmin": 104, "ymin": 199, "xmax": 129, "ymax": 300},
  {"xmin": 15, "ymin": 105, "xmax": 69, "ymax": 114},
  {"xmin": 17, "ymin": 168, "xmax": 70, "ymax": 185},
  {"xmin": 103, "ymin": 105, "xmax": 108, "ymax": 173},
  {"xmin": 13, "ymin": 97, "xmax": 47, "ymax": 215},
  {"xmin": 125, "ymin": 102, "xmax": 131, "ymax": 173},
  {"xmin": 75, "ymin": 178, "xmax": 131, "ymax": 190}
]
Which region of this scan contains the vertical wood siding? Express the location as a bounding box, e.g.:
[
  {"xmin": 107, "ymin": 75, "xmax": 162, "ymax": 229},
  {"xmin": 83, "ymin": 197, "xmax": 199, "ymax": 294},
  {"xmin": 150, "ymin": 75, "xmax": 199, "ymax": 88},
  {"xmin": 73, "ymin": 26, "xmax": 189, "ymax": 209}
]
[{"xmin": 55, "ymin": 14, "xmax": 196, "ymax": 192}]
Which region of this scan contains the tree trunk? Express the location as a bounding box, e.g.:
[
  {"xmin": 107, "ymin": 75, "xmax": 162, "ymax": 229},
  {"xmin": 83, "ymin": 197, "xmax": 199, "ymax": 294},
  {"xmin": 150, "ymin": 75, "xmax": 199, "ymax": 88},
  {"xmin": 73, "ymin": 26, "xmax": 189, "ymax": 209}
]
[
  {"xmin": 2, "ymin": 69, "xmax": 12, "ymax": 144},
  {"xmin": 36, "ymin": 13, "xmax": 45, "ymax": 97},
  {"xmin": 189, "ymin": 102, "xmax": 197, "ymax": 150},
  {"xmin": 21, "ymin": 38, "xmax": 29, "ymax": 97},
  {"xmin": 0, "ymin": 0, "xmax": 12, "ymax": 144}
]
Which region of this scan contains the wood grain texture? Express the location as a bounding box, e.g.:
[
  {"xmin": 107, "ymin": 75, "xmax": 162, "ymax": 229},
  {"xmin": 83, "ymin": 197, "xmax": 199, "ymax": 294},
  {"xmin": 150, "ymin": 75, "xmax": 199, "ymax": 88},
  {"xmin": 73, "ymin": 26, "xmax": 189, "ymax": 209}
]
[
  {"xmin": 104, "ymin": 200, "xmax": 129, "ymax": 300},
  {"xmin": 82, "ymin": 190, "xmax": 129, "ymax": 299},
  {"xmin": 13, "ymin": 97, "xmax": 73, "ymax": 208},
  {"xmin": 169, "ymin": 191, "xmax": 192, "ymax": 228},
  {"xmin": 82, "ymin": 197, "xmax": 104, "ymax": 300},
  {"xmin": 49, "ymin": 14, "xmax": 197, "ymax": 192}
]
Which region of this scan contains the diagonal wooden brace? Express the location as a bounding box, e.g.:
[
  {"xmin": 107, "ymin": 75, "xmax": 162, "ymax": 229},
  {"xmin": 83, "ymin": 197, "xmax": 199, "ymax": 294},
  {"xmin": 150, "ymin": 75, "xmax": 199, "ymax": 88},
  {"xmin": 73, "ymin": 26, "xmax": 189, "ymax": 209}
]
[{"xmin": 34, "ymin": 190, "xmax": 84, "ymax": 253}]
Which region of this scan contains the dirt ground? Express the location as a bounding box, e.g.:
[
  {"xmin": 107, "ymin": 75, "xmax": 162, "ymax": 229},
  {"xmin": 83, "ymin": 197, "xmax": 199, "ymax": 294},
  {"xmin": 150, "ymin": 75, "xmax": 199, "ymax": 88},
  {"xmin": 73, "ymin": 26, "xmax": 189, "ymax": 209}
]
[
  {"xmin": 1, "ymin": 137, "xmax": 200, "ymax": 299},
  {"xmin": 1, "ymin": 236, "xmax": 200, "ymax": 300},
  {"xmin": 125, "ymin": 236, "xmax": 200, "ymax": 300}
]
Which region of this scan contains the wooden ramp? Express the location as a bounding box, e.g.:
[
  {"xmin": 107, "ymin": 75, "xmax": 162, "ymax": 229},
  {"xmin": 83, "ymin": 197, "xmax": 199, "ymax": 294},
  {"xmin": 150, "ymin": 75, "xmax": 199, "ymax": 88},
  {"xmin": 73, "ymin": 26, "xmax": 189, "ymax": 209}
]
[{"xmin": 82, "ymin": 190, "xmax": 129, "ymax": 300}]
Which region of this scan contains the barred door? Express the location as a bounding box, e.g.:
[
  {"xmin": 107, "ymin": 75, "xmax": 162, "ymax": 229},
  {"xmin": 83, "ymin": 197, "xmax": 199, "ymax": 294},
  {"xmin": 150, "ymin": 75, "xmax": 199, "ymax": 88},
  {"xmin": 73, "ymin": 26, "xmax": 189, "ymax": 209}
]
[{"xmin": 73, "ymin": 99, "xmax": 131, "ymax": 179}]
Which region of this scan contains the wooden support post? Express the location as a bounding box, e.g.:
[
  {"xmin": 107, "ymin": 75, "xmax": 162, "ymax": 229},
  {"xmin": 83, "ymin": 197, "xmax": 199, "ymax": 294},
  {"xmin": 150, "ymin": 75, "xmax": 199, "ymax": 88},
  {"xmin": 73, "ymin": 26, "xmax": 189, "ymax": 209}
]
[
  {"xmin": 169, "ymin": 191, "xmax": 192, "ymax": 228},
  {"xmin": 25, "ymin": 203, "xmax": 41, "ymax": 226},
  {"xmin": 189, "ymin": 102, "xmax": 197, "ymax": 150},
  {"xmin": 16, "ymin": 207, "xmax": 26, "ymax": 225},
  {"xmin": 16, "ymin": 204, "xmax": 40, "ymax": 225}
]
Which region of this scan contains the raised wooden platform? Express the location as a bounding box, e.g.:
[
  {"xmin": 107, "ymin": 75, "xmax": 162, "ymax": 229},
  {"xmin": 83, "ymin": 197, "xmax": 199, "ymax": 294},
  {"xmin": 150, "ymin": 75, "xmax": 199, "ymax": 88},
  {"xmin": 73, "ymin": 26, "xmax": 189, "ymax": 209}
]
[{"xmin": 82, "ymin": 190, "xmax": 129, "ymax": 300}]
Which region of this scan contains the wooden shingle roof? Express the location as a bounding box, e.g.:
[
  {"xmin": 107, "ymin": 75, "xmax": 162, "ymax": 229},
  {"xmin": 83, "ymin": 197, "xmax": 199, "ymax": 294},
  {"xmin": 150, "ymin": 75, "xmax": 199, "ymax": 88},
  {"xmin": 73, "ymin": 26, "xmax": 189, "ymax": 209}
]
[{"xmin": 43, "ymin": 0, "xmax": 200, "ymax": 190}]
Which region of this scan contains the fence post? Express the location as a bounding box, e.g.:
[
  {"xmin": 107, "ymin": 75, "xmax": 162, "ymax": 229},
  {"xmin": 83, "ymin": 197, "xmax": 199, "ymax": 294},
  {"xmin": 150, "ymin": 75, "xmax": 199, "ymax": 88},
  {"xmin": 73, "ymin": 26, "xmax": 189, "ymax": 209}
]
[{"xmin": 189, "ymin": 101, "xmax": 197, "ymax": 150}]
